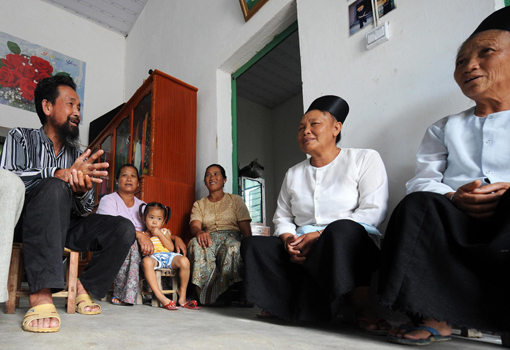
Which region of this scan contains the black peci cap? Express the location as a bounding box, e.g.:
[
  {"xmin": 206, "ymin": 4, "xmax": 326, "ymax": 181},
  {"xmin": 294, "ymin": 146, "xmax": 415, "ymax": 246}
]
[
  {"xmin": 306, "ymin": 95, "xmax": 349, "ymax": 124},
  {"xmin": 470, "ymin": 6, "xmax": 510, "ymax": 38}
]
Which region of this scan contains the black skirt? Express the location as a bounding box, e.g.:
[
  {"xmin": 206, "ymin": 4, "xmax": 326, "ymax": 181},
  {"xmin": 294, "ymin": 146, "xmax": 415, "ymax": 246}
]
[
  {"xmin": 379, "ymin": 191, "xmax": 510, "ymax": 333},
  {"xmin": 241, "ymin": 219, "xmax": 380, "ymax": 322}
]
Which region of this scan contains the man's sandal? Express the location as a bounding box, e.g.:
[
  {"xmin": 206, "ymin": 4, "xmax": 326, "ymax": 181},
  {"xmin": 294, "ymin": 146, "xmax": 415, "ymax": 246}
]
[
  {"xmin": 76, "ymin": 294, "xmax": 101, "ymax": 315},
  {"xmin": 22, "ymin": 303, "xmax": 61, "ymax": 333}
]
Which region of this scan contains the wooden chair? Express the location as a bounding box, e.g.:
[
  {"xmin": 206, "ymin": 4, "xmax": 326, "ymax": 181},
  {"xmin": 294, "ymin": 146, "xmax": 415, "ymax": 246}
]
[
  {"xmin": 4, "ymin": 243, "xmax": 79, "ymax": 314},
  {"xmin": 138, "ymin": 268, "xmax": 178, "ymax": 307}
]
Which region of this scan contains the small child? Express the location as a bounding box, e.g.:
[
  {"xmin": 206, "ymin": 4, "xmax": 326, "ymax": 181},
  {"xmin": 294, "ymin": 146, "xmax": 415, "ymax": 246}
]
[{"xmin": 139, "ymin": 202, "xmax": 200, "ymax": 310}]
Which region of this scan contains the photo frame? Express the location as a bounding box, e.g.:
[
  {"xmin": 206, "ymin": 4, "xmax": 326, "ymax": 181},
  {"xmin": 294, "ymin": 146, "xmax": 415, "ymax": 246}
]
[
  {"xmin": 239, "ymin": 0, "xmax": 269, "ymax": 22},
  {"xmin": 376, "ymin": 0, "xmax": 396, "ymax": 20},
  {"xmin": 348, "ymin": 0, "xmax": 374, "ymax": 36}
]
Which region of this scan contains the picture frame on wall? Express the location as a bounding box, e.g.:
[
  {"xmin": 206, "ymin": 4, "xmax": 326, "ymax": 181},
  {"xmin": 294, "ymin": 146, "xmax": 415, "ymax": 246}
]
[
  {"xmin": 239, "ymin": 0, "xmax": 269, "ymax": 22},
  {"xmin": 348, "ymin": 0, "xmax": 374, "ymax": 36},
  {"xmin": 376, "ymin": 0, "xmax": 395, "ymax": 19},
  {"xmin": 0, "ymin": 31, "xmax": 86, "ymax": 117}
]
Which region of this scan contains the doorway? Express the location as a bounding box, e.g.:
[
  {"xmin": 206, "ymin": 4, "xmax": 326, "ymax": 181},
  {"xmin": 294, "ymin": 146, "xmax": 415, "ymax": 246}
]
[{"xmin": 232, "ymin": 22, "xmax": 304, "ymax": 233}]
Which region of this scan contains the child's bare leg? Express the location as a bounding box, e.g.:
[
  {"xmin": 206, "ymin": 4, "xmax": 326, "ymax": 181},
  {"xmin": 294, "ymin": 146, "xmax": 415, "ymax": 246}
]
[
  {"xmin": 142, "ymin": 257, "xmax": 171, "ymax": 307},
  {"xmin": 171, "ymin": 256, "xmax": 190, "ymax": 306}
]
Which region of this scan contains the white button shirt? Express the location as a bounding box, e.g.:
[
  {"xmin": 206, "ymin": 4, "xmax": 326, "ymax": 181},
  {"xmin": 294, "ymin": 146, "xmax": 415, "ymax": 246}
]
[
  {"xmin": 406, "ymin": 107, "xmax": 510, "ymax": 194},
  {"xmin": 273, "ymin": 148, "xmax": 389, "ymax": 237}
]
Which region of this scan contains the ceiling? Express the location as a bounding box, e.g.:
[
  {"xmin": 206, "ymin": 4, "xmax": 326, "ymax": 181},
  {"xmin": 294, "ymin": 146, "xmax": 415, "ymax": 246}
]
[
  {"xmin": 41, "ymin": 1, "xmax": 302, "ymax": 109},
  {"xmin": 236, "ymin": 30, "xmax": 302, "ymax": 110},
  {"xmin": 41, "ymin": 0, "xmax": 147, "ymax": 36}
]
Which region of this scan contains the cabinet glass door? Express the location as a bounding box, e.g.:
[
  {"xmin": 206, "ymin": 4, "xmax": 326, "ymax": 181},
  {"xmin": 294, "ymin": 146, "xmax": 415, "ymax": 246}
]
[
  {"xmin": 133, "ymin": 93, "xmax": 152, "ymax": 176},
  {"xmin": 98, "ymin": 135, "xmax": 113, "ymax": 199},
  {"xmin": 114, "ymin": 117, "xmax": 130, "ymax": 191}
]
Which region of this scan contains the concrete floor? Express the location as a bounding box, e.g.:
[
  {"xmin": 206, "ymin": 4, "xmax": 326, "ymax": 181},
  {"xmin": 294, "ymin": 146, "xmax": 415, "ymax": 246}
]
[{"xmin": 0, "ymin": 298, "xmax": 504, "ymax": 350}]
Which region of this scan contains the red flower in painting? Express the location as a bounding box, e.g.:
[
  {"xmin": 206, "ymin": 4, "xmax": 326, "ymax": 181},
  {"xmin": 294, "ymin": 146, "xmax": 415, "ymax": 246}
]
[
  {"xmin": 14, "ymin": 64, "xmax": 36, "ymax": 80},
  {"xmin": 1, "ymin": 53, "xmax": 28, "ymax": 70},
  {"xmin": 19, "ymin": 78, "xmax": 36, "ymax": 101},
  {"xmin": 36, "ymin": 71, "xmax": 51, "ymax": 82},
  {"xmin": 30, "ymin": 56, "xmax": 53, "ymax": 76},
  {"xmin": 0, "ymin": 66, "xmax": 19, "ymax": 87}
]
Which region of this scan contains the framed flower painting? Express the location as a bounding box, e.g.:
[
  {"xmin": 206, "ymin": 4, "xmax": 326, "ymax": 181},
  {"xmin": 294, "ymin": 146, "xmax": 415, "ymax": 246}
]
[{"xmin": 0, "ymin": 32, "xmax": 86, "ymax": 118}]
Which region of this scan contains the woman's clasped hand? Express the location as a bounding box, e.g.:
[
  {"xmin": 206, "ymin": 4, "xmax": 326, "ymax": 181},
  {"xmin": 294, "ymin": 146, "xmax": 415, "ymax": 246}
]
[{"xmin": 282, "ymin": 231, "xmax": 321, "ymax": 263}]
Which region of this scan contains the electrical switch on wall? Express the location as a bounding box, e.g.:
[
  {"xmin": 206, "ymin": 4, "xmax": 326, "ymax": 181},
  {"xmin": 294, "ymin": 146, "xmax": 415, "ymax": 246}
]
[{"xmin": 366, "ymin": 22, "xmax": 389, "ymax": 50}]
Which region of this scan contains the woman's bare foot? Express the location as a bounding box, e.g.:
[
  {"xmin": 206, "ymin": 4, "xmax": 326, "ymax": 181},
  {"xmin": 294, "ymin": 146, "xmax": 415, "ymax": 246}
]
[
  {"xmin": 76, "ymin": 279, "xmax": 100, "ymax": 313},
  {"xmin": 28, "ymin": 289, "xmax": 59, "ymax": 329},
  {"xmin": 398, "ymin": 319, "xmax": 452, "ymax": 340},
  {"xmin": 388, "ymin": 321, "xmax": 414, "ymax": 337},
  {"xmin": 349, "ymin": 287, "xmax": 391, "ymax": 334},
  {"xmin": 356, "ymin": 316, "xmax": 392, "ymax": 334}
]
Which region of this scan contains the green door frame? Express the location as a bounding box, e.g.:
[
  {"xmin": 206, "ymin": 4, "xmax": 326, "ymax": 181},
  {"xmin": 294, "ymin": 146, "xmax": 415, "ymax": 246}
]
[{"xmin": 231, "ymin": 21, "xmax": 298, "ymax": 194}]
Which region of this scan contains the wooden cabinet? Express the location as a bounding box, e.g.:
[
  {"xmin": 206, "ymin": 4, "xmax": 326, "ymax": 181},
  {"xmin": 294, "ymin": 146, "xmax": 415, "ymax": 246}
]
[{"xmin": 89, "ymin": 70, "xmax": 197, "ymax": 243}]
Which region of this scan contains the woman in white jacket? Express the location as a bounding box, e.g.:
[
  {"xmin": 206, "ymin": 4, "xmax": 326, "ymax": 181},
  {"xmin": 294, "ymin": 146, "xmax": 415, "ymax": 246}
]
[{"xmin": 241, "ymin": 95, "xmax": 390, "ymax": 334}]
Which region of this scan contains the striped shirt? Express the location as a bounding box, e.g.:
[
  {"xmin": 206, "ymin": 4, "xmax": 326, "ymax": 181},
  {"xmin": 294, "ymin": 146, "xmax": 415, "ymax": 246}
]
[
  {"xmin": 150, "ymin": 228, "xmax": 172, "ymax": 253},
  {"xmin": 0, "ymin": 127, "xmax": 94, "ymax": 215}
]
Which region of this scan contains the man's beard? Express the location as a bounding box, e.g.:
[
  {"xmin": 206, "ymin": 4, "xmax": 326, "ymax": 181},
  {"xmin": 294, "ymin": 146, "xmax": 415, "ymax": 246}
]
[{"xmin": 56, "ymin": 118, "xmax": 80, "ymax": 149}]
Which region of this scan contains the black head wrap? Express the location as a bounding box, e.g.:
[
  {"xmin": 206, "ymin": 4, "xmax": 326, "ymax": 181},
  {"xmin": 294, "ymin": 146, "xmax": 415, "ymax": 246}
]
[
  {"xmin": 306, "ymin": 95, "xmax": 349, "ymax": 124},
  {"xmin": 470, "ymin": 6, "xmax": 510, "ymax": 38}
]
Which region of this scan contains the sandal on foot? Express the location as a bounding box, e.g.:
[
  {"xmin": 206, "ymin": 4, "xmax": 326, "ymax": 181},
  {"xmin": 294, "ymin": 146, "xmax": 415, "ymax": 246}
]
[
  {"xmin": 182, "ymin": 300, "xmax": 201, "ymax": 310},
  {"xmin": 387, "ymin": 326, "xmax": 452, "ymax": 346},
  {"xmin": 111, "ymin": 297, "xmax": 124, "ymax": 306},
  {"xmin": 256, "ymin": 310, "xmax": 278, "ymax": 319},
  {"xmin": 163, "ymin": 300, "xmax": 180, "ymax": 310},
  {"xmin": 355, "ymin": 317, "xmax": 391, "ymax": 336},
  {"xmin": 111, "ymin": 297, "xmax": 132, "ymax": 306},
  {"xmin": 23, "ymin": 304, "xmax": 61, "ymax": 333},
  {"xmin": 238, "ymin": 299, "xmax": 254, "ymax": 308},
  {"xmin": 388, "ymin": 323, "xmax": 413, "ymax": 337},
  {"xmin": 76, "ymin": 294, "xmax": 101, "ymax": 315}
]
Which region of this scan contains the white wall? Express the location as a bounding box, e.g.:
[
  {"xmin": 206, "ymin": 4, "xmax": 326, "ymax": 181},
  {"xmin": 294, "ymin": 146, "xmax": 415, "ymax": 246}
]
[
  {"xmin": 0, "ymin": 0, "xmax": 494, "ymax": 233},
  {"xmin": 296, "ymin": 0, "xmax": 495, "ymax": 231},
  {"xmin": 125, "ymin": 0, "xmax": 497, "ymax": 231},
  {"xmin": 237, "ymin": 93, "xmax": 304, "ymax": 232},
  {"xmin": 237, "ymin": 97, "xmax": 274, "ymax": 228},
  {"xmin": 270, "ymin": 93, "xmax": 305, "ymax": 231},
  {"xmin": 272, "ymin": 93, "xmax": 305, "ymax": 193},
  {"xmin": 0, "ymin": 0, "xmax": 125, "ymax": 148},
  {"xmin": 125, "ymin": 0, "xmax": 297, "ymax": 198}
]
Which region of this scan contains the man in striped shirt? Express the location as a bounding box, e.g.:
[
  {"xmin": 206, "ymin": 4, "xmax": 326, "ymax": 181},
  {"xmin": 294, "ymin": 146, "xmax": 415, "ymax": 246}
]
[{"xmin": 0, "ymin": 76, "xmax": 135, "ymax": 333}]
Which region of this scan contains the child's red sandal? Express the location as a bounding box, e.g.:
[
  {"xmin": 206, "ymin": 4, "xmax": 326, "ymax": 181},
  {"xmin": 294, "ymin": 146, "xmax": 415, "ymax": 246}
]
[
  {"xmin": 183, "ymin": 300, "xmax": 201, "ymax": 310},
  {"xmin": 163, "ymin": 300, "xmax": 180, "ymax": 310}
]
